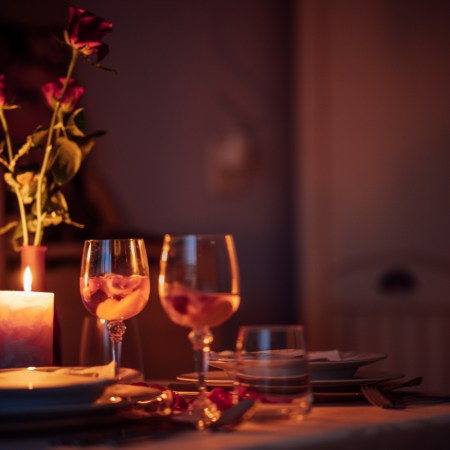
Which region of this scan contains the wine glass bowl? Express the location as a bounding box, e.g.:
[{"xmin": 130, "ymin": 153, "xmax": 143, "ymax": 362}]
[
  {"xmin": 159, "ymin": 234, "xmax": 240, "ymax": 429},
  {"xmin": 160, "ymin": 283, "xmax": 240, "ymax": 330},
  {"xmin": 81, "ymin": 273, "xmax": 149, "ymax": 320},
  {"xmin": 80, "ymin": 239, "xmax": 150, "ymax": 376}
]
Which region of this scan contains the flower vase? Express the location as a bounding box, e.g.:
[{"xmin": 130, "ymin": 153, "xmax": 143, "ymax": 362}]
[{"xmin": 19, "ymin": 246, "xmax": 62, "ymax": 366}]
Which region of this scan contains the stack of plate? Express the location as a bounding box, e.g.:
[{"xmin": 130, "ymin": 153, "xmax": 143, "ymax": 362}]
[
  {"xmin": 176, "ymin": 350, "xmax": 403, "ymax": 402},
  {"xmin": 0, "ymin": 365, "xmax": 153, "ymax": 432}
]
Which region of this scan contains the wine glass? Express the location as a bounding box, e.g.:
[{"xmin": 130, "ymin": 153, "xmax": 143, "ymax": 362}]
[
  {"xmin": 158, "ymin": 234, "xmax": 240, "ymax": 429},
  {"xmin": 80, "ymin": 239, "xmax": 150, "ymax": 377}
]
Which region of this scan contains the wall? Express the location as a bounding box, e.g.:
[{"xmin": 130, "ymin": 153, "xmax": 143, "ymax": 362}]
[
  {"xmin": 69, "ymin": 0, "xmax": 295, "ymax": 353},
  {"xmin": 295, "ymin": 0, "xmax": 450, "ymax": 391}
]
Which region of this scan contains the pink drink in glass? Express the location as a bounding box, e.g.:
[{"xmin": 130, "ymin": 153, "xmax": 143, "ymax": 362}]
[
  {"xmin": 80, "ymin": 273, "xmax": 150, "ymax": 321},
  {"xmin": 160, "ymin": 282, "xmax": 240, "ymax": 329}
]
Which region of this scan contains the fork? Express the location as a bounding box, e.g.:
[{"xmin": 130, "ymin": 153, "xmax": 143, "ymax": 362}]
[{"xmin": 361, "ymin": 384, "xmax": 405, "ymax": 409}]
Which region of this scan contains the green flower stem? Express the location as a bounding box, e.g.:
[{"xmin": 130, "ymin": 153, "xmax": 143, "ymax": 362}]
[
  {"xmin": 12, "ymin": 184, "xmax": 29, "ymax": 246},
  {"xmin": 0, "ymin": 109, "xmax": 29, "ymax": 246},
  {"xmin": 0, "ymin": 110, "xmax": 14, "ymax": 163},
  {"xmin": 58, "ymin": 110, "xmax": 68, "ymax": 138},
  {"xmin": 33, "ymin": 47, "xmax": 79, "ymax": 246}
]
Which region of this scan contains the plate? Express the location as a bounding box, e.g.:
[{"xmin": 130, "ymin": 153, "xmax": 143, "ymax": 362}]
[
  {"xmin": 0, "ymin": 366, "xmax": 142, "ymax": 413},
  {"xmin": 312, "ymin": 370, "xmax": 403, "ymax": 388},
  {"xmin": 0, "ymin": 382, "xmax": 162, "ymax": 417},
  {"xmin": 309, "ymin": 351, "xmax": 386, "ymax": 380},
  {"xmin": 313, "ymin": 390, "xmax": 364, "ymax": 403},
  {"xmin": 0, "ymin": 370, "xmax": 114, "ymax": 412},
  {"xmin": 209, "ymin": 350, "xmax": 386, "ymax": 381},
  {"xmin": 0, "ymin": 383, "xmax": 164, "ymax": 434},
  {"xmin": 177, "ymin": 370, "xmax": 234, "ymax": 386},
  {"xmin": 118, "ymin": 367, "xmax": 144, "ymax": 383},
  {"xmin": 176, "ymin": 369, "xmax": 403, "ymax": 389}
]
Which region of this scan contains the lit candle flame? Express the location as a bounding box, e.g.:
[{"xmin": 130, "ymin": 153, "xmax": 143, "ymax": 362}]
[{"xmin": 24, "ymin": 266, "xmax": 32, "ymax": 292}]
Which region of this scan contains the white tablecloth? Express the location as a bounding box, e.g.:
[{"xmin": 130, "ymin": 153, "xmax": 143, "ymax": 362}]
[{"xmin": 2, "ymin": 403, "xmax": 450, "ymax": 450}]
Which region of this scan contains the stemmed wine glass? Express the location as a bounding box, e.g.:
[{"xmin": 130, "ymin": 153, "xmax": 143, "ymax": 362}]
[
  {"xmin": 158, "ymin": 234, "xmax": 240, "ymax": 429},
  {"xmin": 80, "ymin": 239, "xmax": 150, "ymax": 376}
]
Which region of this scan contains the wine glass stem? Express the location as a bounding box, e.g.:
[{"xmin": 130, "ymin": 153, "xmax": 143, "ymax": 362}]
[
  {"xmin": 107, "ymin": 320, "xmax": 127, "ymax": 377},
  {"xmin": 189, "ymin": 328, "xmax": 213, "ymax": 396}
]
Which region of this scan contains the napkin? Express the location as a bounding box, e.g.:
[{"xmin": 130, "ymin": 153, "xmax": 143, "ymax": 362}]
[
  {"xmin": 0, "ymin": 362, "xmax": 116, "ymax": 389},
  {"xmin": 307, "ymin": 350, "xmax": 341, "ymax": 361},
  {"xmin": 54, "ymin": 361, "xmax": 117, "ymax": 380}
]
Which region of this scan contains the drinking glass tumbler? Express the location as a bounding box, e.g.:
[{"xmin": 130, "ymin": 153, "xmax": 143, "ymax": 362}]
[{"xmin": 235, "ymin": 325, "xmax": 313, "ymax": 421}]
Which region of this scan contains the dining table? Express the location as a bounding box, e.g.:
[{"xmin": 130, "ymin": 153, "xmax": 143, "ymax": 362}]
[{"xmin": 2, "ymin": 378, "xmax": 450, "ymax": 450}]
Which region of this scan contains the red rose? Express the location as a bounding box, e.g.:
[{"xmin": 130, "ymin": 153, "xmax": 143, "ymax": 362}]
[
  {"xmin": 66, "ymin": 6, "xmax": 112, "ymax": 61},
  {"xmin": 42, "ymin": 77, "xmax": 85, "ymax": 113}
]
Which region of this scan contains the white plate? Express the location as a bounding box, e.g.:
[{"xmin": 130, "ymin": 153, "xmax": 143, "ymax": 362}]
[
  {"xmin": 209, "ymin": 351, "xmax": 386, "ymax": 381},
  {"xmin": 56, "ymin": 366, "xmax": 144, "ymax": 383},
  {"xmin": 177, "ymin": 369, "xmax": 403, "ymax": 389},
  {"xmin": 312, "ymin": 370, "xmax": 403, "ymax": 388},
  {"xmin": 0, "ymin": 380, "xmax": 162, "ymax": 417},
  {"xmin": 0, "ymin": 366, "xmax": 143, "ymax": 413},
  {"xmin": 177, "ymin": 370, "xmax": 234, "ymax": 386},
  {"xmin": 309, "ymin": 351, "xmax": 386, "ymax": 380},
  {"xmin": 0, "ymin": 383, "xmax": 163, "ymax": 434},
  {"xmin": 117, "ymin": 367, "xmax": 144, "ymax": 383}
]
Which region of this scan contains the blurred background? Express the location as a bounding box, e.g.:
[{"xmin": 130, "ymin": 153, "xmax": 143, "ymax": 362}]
[{"xmin": 0, "ymin": 0, "xmax": 450, "ymax": 391}]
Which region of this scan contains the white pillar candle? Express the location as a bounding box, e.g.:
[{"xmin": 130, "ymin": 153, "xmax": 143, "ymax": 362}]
[{"xmin": 0, "ymin": 267, "xmax": 54, "ymax": 368}]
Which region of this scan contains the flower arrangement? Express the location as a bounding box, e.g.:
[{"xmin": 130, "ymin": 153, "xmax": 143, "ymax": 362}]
[{"xmin": 0, "ymin": 6, "xmax": 112, "ymax": 249}]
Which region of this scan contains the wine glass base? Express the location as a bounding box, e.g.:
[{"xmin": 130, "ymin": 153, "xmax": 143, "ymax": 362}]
[{"xmin": 186, "ymin": 395, "xmax": 221, "ymax": 430}]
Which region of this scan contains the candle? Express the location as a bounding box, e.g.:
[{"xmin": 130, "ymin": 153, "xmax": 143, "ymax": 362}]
[{"xmin": 0, "ymin": 267, "xmax": 54, "ymax": 368}]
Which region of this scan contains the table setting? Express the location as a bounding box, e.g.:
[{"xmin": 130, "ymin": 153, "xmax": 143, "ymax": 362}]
[
  {"xmin": 0, "ymin": 4, "xmax": 450, "ymax": 450},
  {"xmin": 0, "ymin": 231, "xmax": 450, "ymax": 449}
]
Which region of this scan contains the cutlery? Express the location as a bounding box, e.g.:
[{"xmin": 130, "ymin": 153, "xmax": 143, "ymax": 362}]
[
  {"xmin": 361, "ymin": 384, "xmax": 405, "ymax": 409},
  {"xmin": 361, "ymin": 376, "xmax": 422, "ymax": 409},
  {"xmin": 362, "ymin": 376, "xmax": 450, "ymax": 410},
  {"xmin": 381, "ymin": 376, "xmax": 423, "ymax": 392}
]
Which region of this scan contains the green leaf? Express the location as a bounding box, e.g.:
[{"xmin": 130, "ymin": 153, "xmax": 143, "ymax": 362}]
[
  {"xmin": 66, "ymin": 108, "xmax": 86, "ymax": 137},
  {"xmin": 51, "ymin": 137, "xmax": 82, "ymax": 185},
  {"xmin": 64, "ymin": 217, "xmax": 85, "ymax": 228},
  {"xmin": 0, "ymin": 220, "xmax": 18, "ymax": 236},
  {"xmin": 4, "ymin": 172, "xmax": 36, "ymax": 204},
  {"xmin": 79, "ymin": 138, "xmax": 95, "ymax": 159},
  {"xmin": 40, "ymin": 191, "xmax": 68, "ymax": 227},
  {"xmin": 46, "ymin": 191, "xmax": 69, "ymax": 213},
  {"xmin": 25, "ymin": 214, "xmax": 37, "ymax": 232},
  {"xmin": 74, "ymin": 130, "xmax": 106, "ymax": 158},
  {"xmin": 43, "ymin": 213, "xmax": 64, "ymax": 227},
  {"xmin": 15, "ymin": 171, "xmax": 38, "ymax": 204},
  {"xmin": 30, "ymin": 127, "xmax": 49, "ymax": 148}
]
